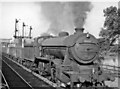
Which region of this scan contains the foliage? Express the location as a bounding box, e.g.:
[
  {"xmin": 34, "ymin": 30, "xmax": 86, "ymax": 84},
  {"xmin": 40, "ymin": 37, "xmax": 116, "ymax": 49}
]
[{"xmin": 99, "ymin": 6, "xmax": 120, "ymax": 47}]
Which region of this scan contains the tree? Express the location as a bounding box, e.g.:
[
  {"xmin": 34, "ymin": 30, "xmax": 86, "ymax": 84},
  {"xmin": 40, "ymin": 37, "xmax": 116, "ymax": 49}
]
[{"xmin": 99, "ymin": 6, "xmax": 120, "ymax": 46}]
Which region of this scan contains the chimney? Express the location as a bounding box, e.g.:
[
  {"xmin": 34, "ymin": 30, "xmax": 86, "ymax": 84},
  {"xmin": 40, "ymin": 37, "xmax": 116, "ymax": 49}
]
[{"xmin": 75, "ymin": 27, "xmax": 84, "ymax": 33}]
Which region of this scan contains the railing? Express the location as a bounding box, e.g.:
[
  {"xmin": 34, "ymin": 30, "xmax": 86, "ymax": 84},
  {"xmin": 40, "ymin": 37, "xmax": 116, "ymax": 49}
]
[{"xmin": 100, "ymin": 64, "xmax": 120, "ymax": 78}]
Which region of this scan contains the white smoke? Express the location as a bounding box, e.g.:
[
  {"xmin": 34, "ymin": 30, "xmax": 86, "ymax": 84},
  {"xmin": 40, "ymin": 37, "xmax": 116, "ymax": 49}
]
[
  {"xmin": 0, "ymin": 1, "xmax": 118, "ymax": 39},
  {"xmin": 40, "ymin": 1, "xmax": 118, "ymax": 37},
  {"xmin": 40, "ymin": 2, "xmax": 92, "ymax": 35}
]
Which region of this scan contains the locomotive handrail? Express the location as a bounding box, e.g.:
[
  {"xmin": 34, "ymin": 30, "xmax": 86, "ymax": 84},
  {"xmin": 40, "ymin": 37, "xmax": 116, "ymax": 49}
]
[
  {"xmin": 42, "ymin": 45, "xmax": 67, "ymax": 47},
  {"xmin": 63, "ymin": 71, "xmax": 92, "ymax": 75},
  {"xmin": 79, "ymin": 42, "xmax": 97, "ymax": 44}
]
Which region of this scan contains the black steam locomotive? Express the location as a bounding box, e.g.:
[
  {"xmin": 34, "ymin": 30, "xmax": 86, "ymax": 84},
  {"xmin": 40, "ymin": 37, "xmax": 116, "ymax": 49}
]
[
  {"xmin": 2, "ymin": 28, "xmax": 115, "ymax": 88},
  {"xmin": 34, "ymin": 28, "xmax": 115, "ymax": 87}
]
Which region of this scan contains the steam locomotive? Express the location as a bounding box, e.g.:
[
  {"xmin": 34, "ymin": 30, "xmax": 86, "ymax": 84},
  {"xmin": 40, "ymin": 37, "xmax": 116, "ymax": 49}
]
[{"xmin": 2, "ymin": 28, "xmax": 115, "ymax": 88}]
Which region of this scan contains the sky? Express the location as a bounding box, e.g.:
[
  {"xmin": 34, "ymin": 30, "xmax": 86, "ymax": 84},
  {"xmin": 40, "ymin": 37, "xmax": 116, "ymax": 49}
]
[{"xmin": 0, "ymin": 0, "xmax": 119, "ymax": 39}]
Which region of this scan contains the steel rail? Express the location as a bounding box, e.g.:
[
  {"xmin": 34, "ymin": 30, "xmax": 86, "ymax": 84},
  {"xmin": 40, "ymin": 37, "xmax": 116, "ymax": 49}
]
[
  {"xmin": 3, "ymin": 55, "xmax": 58, "ymax": 87},
  {"xmin": 2, "ymin": 59, "xmax": 34, "ymax": 89},
  {"xmin": 0, "ymin": 70, "xmax": 10, "ymax": 89}
]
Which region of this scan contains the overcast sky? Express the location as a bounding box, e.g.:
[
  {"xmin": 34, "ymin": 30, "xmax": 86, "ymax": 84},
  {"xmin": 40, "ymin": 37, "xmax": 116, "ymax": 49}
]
[{"xmin": 0, "ymin": 0, "xmax": 118, "ymax": 39}]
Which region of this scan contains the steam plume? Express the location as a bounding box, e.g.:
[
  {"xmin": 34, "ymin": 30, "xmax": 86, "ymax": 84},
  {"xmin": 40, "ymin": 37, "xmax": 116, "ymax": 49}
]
[{"xmin": 40, "ymin": 2, "xmax": 92, "ymax": 35}]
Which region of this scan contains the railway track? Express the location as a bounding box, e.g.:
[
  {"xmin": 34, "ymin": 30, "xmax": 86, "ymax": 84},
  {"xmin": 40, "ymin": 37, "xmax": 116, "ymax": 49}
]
[
  {"xmin": 1, "ymin": 54, "xmax": 57, "ymax": 88},
  {"xmin": 0, "ymin": 70, "xmax": 10, "ymax": 89},
  {"xmin": 2, "ymin": 59, "xmax": 33, "ymax": 89},
  {"xmin": 2, "ymin": 53, "xmax": 120, "ymax": 89}
]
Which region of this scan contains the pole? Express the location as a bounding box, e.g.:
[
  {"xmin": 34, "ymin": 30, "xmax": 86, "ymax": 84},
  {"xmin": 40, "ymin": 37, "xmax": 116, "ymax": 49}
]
[
  {"xmin": 14, "ymin": 19, "xmax": 18, "ymax": 38},
  {"xmin": 22, "ymin": 22, "xmax": 25, "ymax": 48},
  {"xmin": 22, "ymin": 22, "xmax": 25, "ymax": 38},
  {"xmin": 29, "ymin": 26, "xmax": 32, "ymax": 38}
]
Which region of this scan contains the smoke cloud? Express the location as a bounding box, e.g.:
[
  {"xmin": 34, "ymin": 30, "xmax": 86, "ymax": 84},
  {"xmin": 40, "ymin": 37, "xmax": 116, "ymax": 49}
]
[{"xmin": 40, "ymin": 2, "xmax": 92, "ymax": 35}]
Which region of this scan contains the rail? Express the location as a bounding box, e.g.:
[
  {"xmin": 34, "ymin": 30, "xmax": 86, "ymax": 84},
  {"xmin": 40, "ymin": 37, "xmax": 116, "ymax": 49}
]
[
  {"xmin": 0, "ymin": 70, "xmax": 10, "ymax": 89},
  {"xmin": 100, "ymin": 64, "xmax": 120, "ymax": 78},
  {"xmin": 2, "ymin": 59, "xmax": 34, "ymax": 89},
  {"xmin": 3, "ymin": 54, "xmax": 58, "ymax": 87}
]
